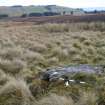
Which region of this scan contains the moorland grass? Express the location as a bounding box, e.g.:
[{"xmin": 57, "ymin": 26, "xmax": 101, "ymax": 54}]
[{"xmin": 0, "ymin": 22, "xmax": 105, "ymax": 104}]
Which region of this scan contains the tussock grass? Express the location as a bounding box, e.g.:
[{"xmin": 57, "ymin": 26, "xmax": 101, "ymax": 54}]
[
  {"xmin": 47, "ymin": 57, "xmax": 59, "ymax": 65},
  {"xmin": 0, "ymin": 22, "xmax": 105, "ymax": 104},
  {"xmin": 0, "ymin": 77, "xmax": 34, "ymax": 105},
  {"xmin": 51, "ymin": 47, "xmax": 69, "ymax": 61},
  {"xmin": 0, "ymin": 47, "xmax": 23, "ymax": 60},
  {"xmin": 75, "ymin": 92, "xmax": 97, "ymax": 105},
  {"xmin": 0, "ymin": 59, "xmax": 27, "ymax": 74},
  {"xmin": 0, "ymin": 69, "xmax": 8, "ymax": 86},
  {"xmin": 39, "ymin": 23, "xmax": 69, "ymax": 33},
  {"xmin": 37, "ymin": 94, "xmax": 74, "ymax": 105},
  {"xmin": 23, "ymin": 50, "xmax": 45, "ymax": 62},
  {"xmin": 29, "ymin": 43, "xmax": 47, "ymax": 53}
]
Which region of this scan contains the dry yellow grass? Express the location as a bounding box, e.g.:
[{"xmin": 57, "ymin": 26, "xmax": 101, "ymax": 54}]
[
  {"xmin": 0, "ymin": 77, "xmax": 34, "ymax": 105},
  {"xmin": 37, "ymin": 94, "xmax": 74, "ymax": 105},
  {"xmin": 0, "ymin": 22, "xmax": 105, "ymax": 104}
]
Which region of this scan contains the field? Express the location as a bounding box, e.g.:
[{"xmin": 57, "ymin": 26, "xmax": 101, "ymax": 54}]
[
  {"xmin": 0, "ymin": 21, "xmax": 105, "ymax": 105},
  {"xmin": 6, "ymin": 13, "xmax": 105, "ymax": 24}
]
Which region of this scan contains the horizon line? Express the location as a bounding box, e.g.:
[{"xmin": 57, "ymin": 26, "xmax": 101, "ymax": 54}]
[{"xmin": 0, "ymin": 4, "xmax": 105, "ymax": 9}]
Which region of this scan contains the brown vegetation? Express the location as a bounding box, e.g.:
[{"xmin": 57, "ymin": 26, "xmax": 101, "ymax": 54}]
[
  {"xmin": 5, "ymin": 14, "xmax": 105, "ymax": 24},
  {"xmin": 0, "ymin": 22, "xmax": 105, "ymax": 104}
]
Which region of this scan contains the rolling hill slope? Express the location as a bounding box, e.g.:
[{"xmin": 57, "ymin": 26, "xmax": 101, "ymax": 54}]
[{"xmin": 0, "ymin": 5, "xmax": 84, "ymax": 17}]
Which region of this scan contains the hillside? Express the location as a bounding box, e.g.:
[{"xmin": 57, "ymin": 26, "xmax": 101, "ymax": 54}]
[{"xmin": 0, "ymin": 5, "xmax": 84, "ymax": 17}]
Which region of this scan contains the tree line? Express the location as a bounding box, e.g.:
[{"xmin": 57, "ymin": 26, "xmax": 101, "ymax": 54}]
[
  {"xmin": 0, "ymin": 11, "xmax": 75, "ymax": 19},
  {"xmin": 21, "ymin": 12, "xmax": 61, "ymax": 17},
  {"xmin": 0, "ymin": 14, "xmax": 8, "ymax": 19},
  {"xmin": 0, "ymin": 12, "xmax": 61, "ymax": 19}
]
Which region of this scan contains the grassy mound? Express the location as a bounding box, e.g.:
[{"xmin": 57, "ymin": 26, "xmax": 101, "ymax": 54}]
[{"xmin": 0, "ymin": 78, "xmax": 34, "ymax": 105}]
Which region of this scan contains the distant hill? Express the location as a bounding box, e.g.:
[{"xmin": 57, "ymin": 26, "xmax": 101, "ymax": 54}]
[
  {"xmin": 83, "ymin": 7, "xmax": 105, "ymax": 11},
  {"xmin": 0, "ymin": 5, "xmax": 84, "ymax": 17}
]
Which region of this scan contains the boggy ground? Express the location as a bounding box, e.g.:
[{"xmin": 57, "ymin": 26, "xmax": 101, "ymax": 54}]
[{"xmin": 0, "ymin": 22, "xmax": 105, "ymax": 105}]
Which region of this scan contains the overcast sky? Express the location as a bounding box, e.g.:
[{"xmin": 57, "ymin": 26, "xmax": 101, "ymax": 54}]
[{"xmin": 0, "ymin": 0, "xmax": 105, "ymax": 8}]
